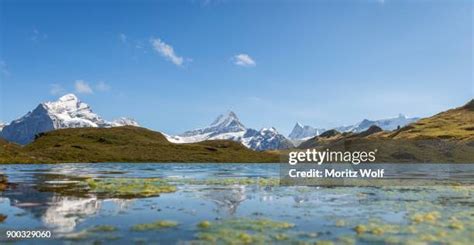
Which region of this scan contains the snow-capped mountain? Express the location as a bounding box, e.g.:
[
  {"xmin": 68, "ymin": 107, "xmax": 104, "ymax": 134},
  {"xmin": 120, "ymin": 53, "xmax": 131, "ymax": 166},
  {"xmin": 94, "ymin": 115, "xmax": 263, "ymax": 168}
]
[
  {"xmin": 175, "ymin": 111, "xmax": 246, "ymax": 143},
  {"xmin": 0, "ymin": 122, "xmax": 5, "ymax": 132},
  {"xmin": 166, "ymin": 111, "xmax": 293, "ymax": 151},
  {"xmin": 288, "ymin": 123, "xmax": 326, "ymax": 141},
  {"xmin": 0, "ymin": 94, "xmax": 140, "ymax": 145},
  {"xmin": 335, "ymin": 114, "xmax": 419, "ymax": 133},
  {"xmin": 289, "ymin": 114, "xmax": 419, "ymax": 143},
  {"xmin": 110, "ymin": 117, "xmax": 140, "ymax": 127},
  {"xmin": 244, "ymin": 127, "xmax": 294, "ymax": 151}
]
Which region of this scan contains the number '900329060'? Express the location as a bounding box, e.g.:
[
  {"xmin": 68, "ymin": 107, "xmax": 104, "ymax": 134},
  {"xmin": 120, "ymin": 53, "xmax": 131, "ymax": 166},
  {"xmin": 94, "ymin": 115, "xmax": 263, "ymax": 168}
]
[{"xmin": 6, "ymin": 230, "xmax": 52, "ymax": 239}]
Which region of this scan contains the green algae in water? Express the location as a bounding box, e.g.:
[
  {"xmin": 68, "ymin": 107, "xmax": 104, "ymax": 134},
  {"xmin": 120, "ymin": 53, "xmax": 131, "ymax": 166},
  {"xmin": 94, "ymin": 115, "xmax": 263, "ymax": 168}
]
[
  {"xmin": 131, "ymin": 220, "xmax": 178, "ymax": 231},
  {"xmin": 197, "ymin": 220, "xmax": 212, "ymax": 229},
  {"xmin": 176, "ymin": 177, "xmax": 279, "ymax": 186},
  {"xmin": 33, "ymin": 174, "xmax": 176, "ymax": 199},
  {"xmin": 88, "ymin": 225, "xmax": 118, "ymax": 232},
  {"xmin": 195, "ymin": 218, "xmax": 295, "ymax": 244},
  {"xmin": 86, "ymin": 178, "xmax": 176, "ymax": 198},
  {"xmin": 315, "ymin": 241, "xmax": 334, "ymax": 245},
  {"xmin": 62, "ymin": 229, "xmax": 120, "ymax": 242}
]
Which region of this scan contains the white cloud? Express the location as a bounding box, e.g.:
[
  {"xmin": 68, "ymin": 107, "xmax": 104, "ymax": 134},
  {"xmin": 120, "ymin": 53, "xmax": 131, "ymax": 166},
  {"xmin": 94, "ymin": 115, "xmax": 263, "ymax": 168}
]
[
  {"xmin": 0, "ymin": 60, "xmax": 10, "ymax": 76},
  {"xmin": 119, "ymin": 33, "xmax": 127, "ymax": 43},
  {"xmin": 31, "ymin": 29, "xmax": 47, "ymax": 42},
  {"xmin": 150, "ymin": 38, "xmax": 185, "ymax": 66},
  {"xmin": 75, "ymin": 80, "xmax": 93, "ymax": 94},
  {"xmin": 233, "ymin": 54, "xmax": 256, "ymax": 67},
  {"xmin": 96, "ymin": 81, "xmax": 111, "ymax": 91},
  {"xmin": 50, "ymin": 84, "xmax": 65, "ymax": 95}
]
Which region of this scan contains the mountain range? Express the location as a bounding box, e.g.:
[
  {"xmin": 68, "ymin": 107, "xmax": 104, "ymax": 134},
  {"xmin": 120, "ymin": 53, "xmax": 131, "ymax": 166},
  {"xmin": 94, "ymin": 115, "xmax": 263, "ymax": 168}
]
[
  {"xmin": 165, "ymin": 111, "xmax": 294, "ymax": 151},
  {"xmin": 288, "ymin": 114, "xmax": 419, "ymax": 143},
  {"xmin": 0, "ymin": 97, "xmax": 472, "ymax": 163},
  {"xmin": 0, "ymin": 94, "xmax": 139, "ymax": 145},
  {"xmin": 297, "ymin": 100, "xmax": 474, "ymax": 163},
  {"xmin": 0, "ymin": 93, "xmax": 464, "ymax": 155}
]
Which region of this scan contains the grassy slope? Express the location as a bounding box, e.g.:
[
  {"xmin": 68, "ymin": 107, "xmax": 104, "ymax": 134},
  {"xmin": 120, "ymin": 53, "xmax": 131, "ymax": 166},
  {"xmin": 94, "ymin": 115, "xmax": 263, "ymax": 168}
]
[
  {"xmin": 388, "ymin": 99, "xmax": 474, "ymax": 141},
  {"xmin": 17, "ymin": 126, "xmax": 279, "ymax": 163},
  {"xmin": 299, "ymin": 100, "xmax": 474, "ymax": 163},
  {"xmin": 0, "ymin": 138, "xmax": 35, "ymax": 163}
]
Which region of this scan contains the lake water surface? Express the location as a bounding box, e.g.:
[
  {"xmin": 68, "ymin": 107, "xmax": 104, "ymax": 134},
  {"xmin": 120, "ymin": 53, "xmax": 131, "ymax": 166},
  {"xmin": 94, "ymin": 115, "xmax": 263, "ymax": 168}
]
[{"xmin": 0, "ymin": 163, "xmax": 473, "ymax": 244}]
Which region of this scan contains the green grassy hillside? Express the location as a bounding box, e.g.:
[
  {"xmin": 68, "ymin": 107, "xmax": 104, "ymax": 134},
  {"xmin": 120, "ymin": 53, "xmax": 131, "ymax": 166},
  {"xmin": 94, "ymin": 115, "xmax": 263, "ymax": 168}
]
[
  {"xmin": 298, "ymin": 100, "xmax": 474, "ymax": 163},
  {"xmin": 1, "ymin": 126, "xmax": 279, "ymax": 163},
  {"xmin": 0, "ymin": 138, "xmax": 35, "ymax": 163},
  {"xmin": 388, "ymin": 99, "xmax": 474, "ymax": 141}
]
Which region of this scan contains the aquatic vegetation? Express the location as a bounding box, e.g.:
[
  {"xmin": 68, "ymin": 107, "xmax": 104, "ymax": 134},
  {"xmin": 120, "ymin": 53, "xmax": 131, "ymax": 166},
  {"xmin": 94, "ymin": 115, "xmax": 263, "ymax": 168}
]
[
  {"xmin": 197, "ymin": 229, "xmax": 266, "ymax": 244},
  {"xmin": 354, "ymin": 225, "xmax": 367, "ymax": 234},
  {"xmin": 130, "ymin": 220, "xmax": 178, "ymax": 231},
  {"xmin": 194, "ymin": 218, "xmax": 296, "ymax": 244},
  {"xmin": 86, "ymin": 178, "xmax": 176, "ymax": 198},
  {"xmin": 34, "ymin": 174, "xmax": 177, "ymax": 199},
  {"xmin": 61, "ymin": 228, "xmax": 121, "ymax": 242},
  {"xmin": 337, "ymin": 236, "xmax": 356, "ymax": 245},
  {"xmin": 370, "ymin": 227, "xmax": 384, "ymax": 235},
  {"xmin": 353, "ymin": 222, "xmax": 400, "ymax": 237},
  {"xmin": 449, "ymin": 220, "xmax": 464, "ymax": 230},
  {"xmin": 315, "ymin": 241, "xmax": 334, "ymax": 245},
  {"xmin": 175, "ymin": 177, "xmax": 279, "ymax": 186},
  {"xmin": 273, "ymin": 233, "xmax": 289, "ymax": 241},
  {"xmin": 197, "ymin": 220, "xmax": 212, "ymax": 229},
  {"xmin": 224, "ymin": 218, "xmax": 294, "ymax": 231},
  {"xmin": 88, "ymin": 225, "xmax": 118, "ymax": 232},
  {"xmin": 410, "ymin": 211, "xmax": 440, "ymax": 224}
]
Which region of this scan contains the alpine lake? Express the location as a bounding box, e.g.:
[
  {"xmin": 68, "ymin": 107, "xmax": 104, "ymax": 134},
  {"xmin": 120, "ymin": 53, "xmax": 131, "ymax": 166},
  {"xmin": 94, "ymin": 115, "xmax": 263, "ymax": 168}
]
[{"xmin": 0, "ymin": 163, "xmax": 473, "ymax": 244}]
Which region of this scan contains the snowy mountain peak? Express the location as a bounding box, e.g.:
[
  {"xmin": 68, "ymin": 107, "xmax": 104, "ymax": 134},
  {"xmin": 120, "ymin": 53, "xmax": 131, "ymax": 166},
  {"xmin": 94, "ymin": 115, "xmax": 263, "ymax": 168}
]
[
  {"xmin": 245, "ymin": 127, "xmax": 294, "ymax": 151},
  {"xmin": 167, "ymin": 111, "xmax": 292, "ymax": 151},
  {"xmin": 111, "ymin": 117, "xmax": 140, "ymax": 127},
  {"xmin": 335, "ymin": 114, "xmax": 419, "ymax": 133},
  {"xmin": 288, "ymin": 123, "xmax": 326, "ymax": 141},
  {"xmin": 42, "ymin": 94, "xmax": 105, "ymax": 128},
  {"xmin": 179, "ymin": 111, "xmax": 246, "ymax": 139},
  {"xmin": 261, "ymin": 127, "xmax": 277, "ymax": 133},
  {"xmin": 58, "ymin": 93, "xmax": 79, "ymax": 102},
  {"xmin": 0, "ymin": 94, "xmax": 139, "ymax": 144},
  {"xmin": 294, "ymin": 122, "xmax": 303, "ymax": 128},
  {"xmin": 210, "ymin": 111, "xmax": 243, "ymax": 127}
]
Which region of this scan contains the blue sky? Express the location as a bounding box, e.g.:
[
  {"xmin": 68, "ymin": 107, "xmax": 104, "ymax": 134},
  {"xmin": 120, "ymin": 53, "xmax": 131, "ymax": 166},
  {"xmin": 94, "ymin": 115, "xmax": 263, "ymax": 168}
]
[{"xmin": 0, "ymin": 0, "xmax": 472, "ymax": 135}]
